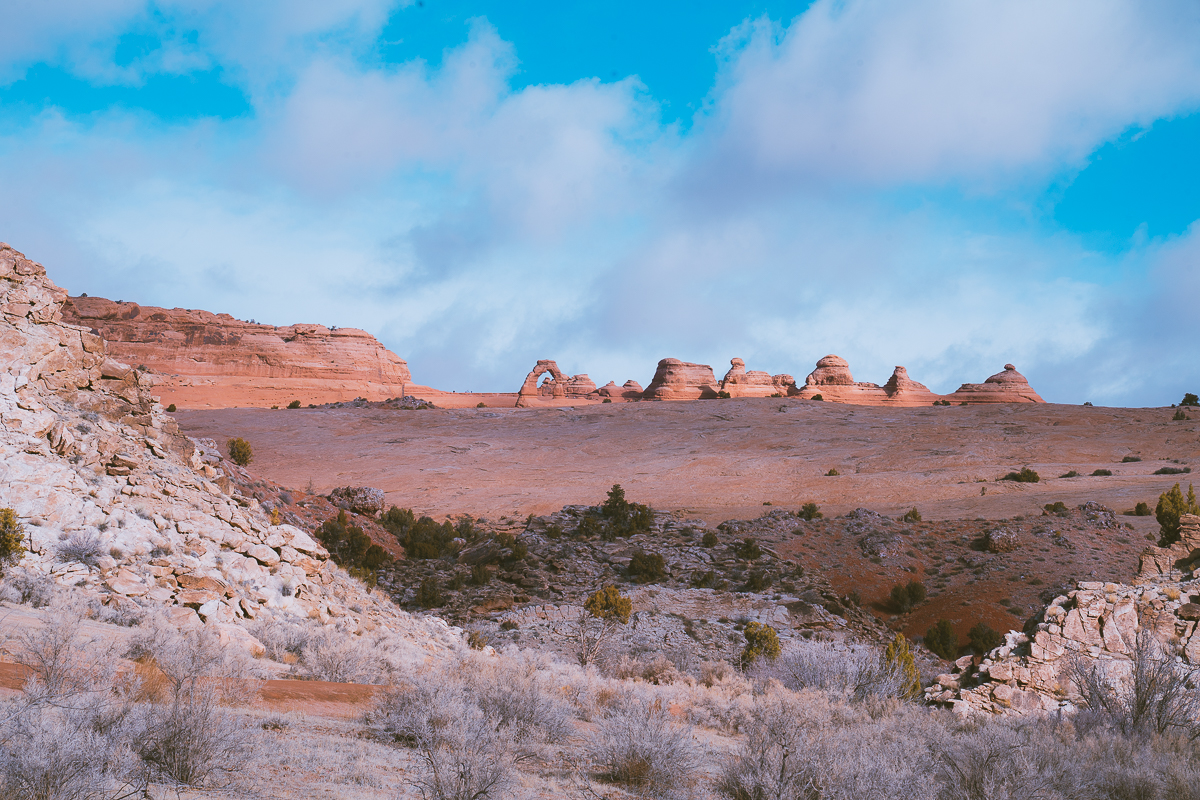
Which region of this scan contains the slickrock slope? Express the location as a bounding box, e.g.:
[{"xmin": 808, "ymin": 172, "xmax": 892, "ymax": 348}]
[
  {"xmin": 719, "ymin": 357, "xmax": 794, "ymax": 398},
  {"xmin": 642, "ymin": 358, "xmax": 720, "ymax": 400},
  {"xmin": 61, "ymin": 294, "xmax": 430, "ymax": 409},
  {"xmin": 928, "ymin": 514, "xmax": 1200, "ymax": 715},
  {"xmin": 0, "ymin": 244, "xmax": 463, "ymax": 661},
  {"xmin": 793, "ymin": 355, "xmax": 1043, "ymax": 406}
]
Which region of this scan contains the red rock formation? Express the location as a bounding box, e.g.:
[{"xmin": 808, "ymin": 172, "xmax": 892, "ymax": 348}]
[
  {"xmin": 642, "ymin": 359, "xmax": 719, "ymax": 400},
  {"xmin": 719, "ymin": 358, "xmax": 794, "ymax": 398},
  {"xmin": 597, "ymin": 380, "xmax": 643, "ymax": 401},
  {"xmin": 515, "ymin": 360, "xmax": 599, "ymax": 407},
  {"xmin": 951, "ymin": 364, "xmax": 1045, "ymax": 404},
  {"xmin": 792, "ymin": 356, "xmax": 1044, "ymax": 406},
  {"xmin": 61, "ymin": 296, "xmax": 429, "ymax": 409}
]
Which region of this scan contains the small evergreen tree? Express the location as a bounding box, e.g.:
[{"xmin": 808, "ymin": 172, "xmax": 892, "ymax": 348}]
[
  {"xmin": 925, "ymin": 619, "xmax": 958, "ymax": 660},
  {"xmin": 884, "ymin": 633, "xmax": 922, "ymax": 700},
  {"xmin": 1156, "ymin": 483, "xmax": 1200, "ymax": 545},
  {"xmin": 0, "ymin": 508, "xmax": 27, "ymax": 574},
  {"xmin": 740, "ymin": 622, "xmax": 781, "ymax": 668},
  {"xmin": 968, "ymin": 623, "xmax": 1004, "ymax": 654},
  {"xmin": 798, "ymin": 502, "xmax": 823, "ymax": 520},
  {"xmin": 227, "ymin": 437, "xmax": 253, "ymax": 467}
]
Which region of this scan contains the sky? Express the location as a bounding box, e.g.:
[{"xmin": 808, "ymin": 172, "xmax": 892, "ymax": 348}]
[{"xmin": 1, "ymin": 0, "xmax": 1199, "ymax": 405}]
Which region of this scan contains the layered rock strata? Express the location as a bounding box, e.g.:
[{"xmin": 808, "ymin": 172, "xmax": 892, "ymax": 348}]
[
  {"xmin": 0, "ymin": 243, "xmax": 463, "ymax": 660},
  {"xmin": 515, "ymin": 359, "xmax": 599, "ymax": 407},
  {"xmin": 719, "ymin": 358, "xmax": 795, "ymax": 398},
  {"xmin": 950, "ymin": 364, "xmax": 1045, "ymax": 403},
  {"xmin": 642, "ymin": 359, "xmax": 720, "ymax": 400},
  {"xmin": 597, "ymin": 380, "xmax": 644, "ymax": 400},
  {"xmin": 61, "ymin": 295, "xmax": 428, "ymax": 409},
  {"xmin": 927, "ymin": 514, "xmax": 1200, "ymax": 716}
]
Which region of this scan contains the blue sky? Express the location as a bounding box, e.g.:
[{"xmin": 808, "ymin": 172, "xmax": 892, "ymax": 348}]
[{"xmin": 1, "ymin": 0, "xmax": 1199, "ymax": 404}]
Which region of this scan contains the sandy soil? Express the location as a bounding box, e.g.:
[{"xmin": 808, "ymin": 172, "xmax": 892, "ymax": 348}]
[{"xmin": 175, "ymin": 399, "xmax": 1200, "ymax": 526}]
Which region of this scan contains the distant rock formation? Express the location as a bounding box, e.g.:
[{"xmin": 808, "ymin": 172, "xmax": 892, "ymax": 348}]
[
  {"xmin": 791, "ymin": 355, "xmax": 1043, "ymax": 406},
  {"xmin": 515, "ymin": 360, "xmax": 598, "ymax": 407},
  {"xmin": 61, "ymin": 296, "xmax": 427, "ymax": 409},
  {"xmin": 642, "ymin": 359, "xmax": 720, "ymax": 400},
  {"xmin": 950, "ymin": 364, "xmax": 1045, "ymax": 403},
  {"xmin": 719, "ymin": 358, "xmax": 795, "ymax": 398},
  {"xmin": 597, "ymin": 380, "xmax": 644, "ymax": 400}
]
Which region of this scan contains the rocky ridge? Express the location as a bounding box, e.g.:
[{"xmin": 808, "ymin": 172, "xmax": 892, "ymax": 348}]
[
  {"xmin": 792, "ymin": 355, "xmax": 1044, "ymax": 405},
  {"xmin": 928, "ymin": 513, "xmax": 1200, "ymax": 715},
  {"xmin": 0, "ymin": 244, "xmax": 463, "ymax": 663},
  {"xmin": 61, "ymin": 294, "xmax": 431, "ymax": 409}
]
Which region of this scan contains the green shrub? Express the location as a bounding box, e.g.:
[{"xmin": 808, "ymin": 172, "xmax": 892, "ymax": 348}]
[
  {"xmin": 470, "ymin": 563, "xmax": 490, "ymax": 585},
  {"xmin": 316, "ymin": 510, "xmax": 391, "ymax": 573},
  {"xmin": 740, "ymin": 622, "xmax": 781, "ymax": 667},
  {"xmin": 380, "ymin": 507, "xmax": 459, "ymax": 559},
  {"xmin": 602, "ymin": 398, "xmax": 612, "ymax": 403},
  {"xmin": 735, "ymin": 538, "xmax": 762, "ymax": 560},
  {"xmin": 500, "ymin": 619, "xmax": 518, "ymax": 631},
  {"xmin": 1156, "ymin": 483, "xmax": 1199, "ymax": 545},
  {"xmin": 1154, "ymin": 466, "xmax": 1192, "ymax": 475},
  {"xmin": 925, "ymin": 619, "xmax": 958, "ymax": 660},
  {"xmin": 1059, "ymin": 470, "xmax": 1081, "ymax": 478},
  {"xmin": 811, "ymin": 394, "xmax": 823, "ymax": 401},
  {"xmin": 1182, "ymin": 393, "xmax": 1199, "ymax": 407},
  {"xmin": 0, "ymin": 508, "xmax": 27, "ymax": 574},
  {"xmin": 1000, "ymin": 467, "xmax": 1039, "ymax": 483},
  {"xmin": 1043, "ymin": 501, "xmax": 1069, "ymax": 516},
  {"xmin": 889, "ymin": 580, "xmax": 926, "ymax": 613},
  {"xmin": 717, "ymin": 390, "xmax": 731, "ymax": 399},
  {"xmin": 628, "ymin": 551, "xmax": 666, "ymax": 583},
  {"xmin": 287, "ymin": 400, "xmax": 302, "ymax": 409},
  {"xmin": 968, "ymin": 623, "xmax": 1004, "ymax": 654},
  {"xmin": 744, "ymin": 571, "xmax": 771, "ymax": 592},
  {"xmin": 1122, "ymin": 455, "xmax": 1143, "ymax": 463},
  {"xmin": 416, "ymin": 576, "xmax": 442, "ymax": 608},
  {"xmin": 1173, "ymin": 408, "xmax": 1189, "ymax": 421},
  {"xmin": 797, "ymin": 502, "xmax": 822, "ymax": 520},
  {"xmin": 1091, "ymin": 469, "xmax": 1112, "ymax": 477},
  {"xmin": 884, "ymin": 634, "xmax": 922, "ymax": 699},
  {"xmin": 165, "ymin": 403, "xmax": 177, "ymax": 412},
  {"xmin": 901, "ymin": 507, "xmax": 922, "ymax": 523},
  {"xmin": 691, "ymin": 570, "xmax": 719, "ymax": 589},
  {"xmin": 701, "ymin": 531, "xmax": 719, "ymax": 548},
  {"xmin": 585, "ymin": 585, "xmax": 632, "ymax": 624},
  {"xmin": 467, "ymin": 630, "xmax": 488, "ymax": 650},
  {"xmin": 1133, "ymin": 501, "xmax": 1152, "ymax": 516},
  {"xmin": 825, "ymin": 468, "xmax": 840, "ymax": 477},
  {"xmin": 227, "ymin": 437, "xmax": 253, "ymax": 467},
  {"xmin": 598, "ymin": 484, "xmax": 653, "ymax": 539}
]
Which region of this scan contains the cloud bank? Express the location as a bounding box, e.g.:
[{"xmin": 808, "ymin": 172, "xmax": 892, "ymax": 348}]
[{"xmin": 1, "ymin": 0, "xmax": 1198, "ymax": 404}]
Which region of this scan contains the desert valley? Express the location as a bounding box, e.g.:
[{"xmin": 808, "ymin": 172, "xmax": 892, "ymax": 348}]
[{"xmin": 1, "ymin": 240, "xmax": 1199, "ymax": 798}]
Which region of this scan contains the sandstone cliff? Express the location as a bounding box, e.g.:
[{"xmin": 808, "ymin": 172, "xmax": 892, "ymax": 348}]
[
  {"xmin": 61, "ymin": 295, "xmax": 429, "ymax": 409},
  {"xmin": 950, "ymin": 364, "xmax": 1045, "ymax": 403},
  {"xmin": 719, "ymin": 358, "xmax": 794, "ymax": 398},
  {"xmin": 0, "ymin": 243, "xmax": 463, "ymax": 661}
]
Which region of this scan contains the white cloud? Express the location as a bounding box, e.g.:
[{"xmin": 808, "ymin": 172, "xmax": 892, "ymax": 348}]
[{"xmin": 703, "ymin": 0, "xmax": 1200, "ymax": 184}]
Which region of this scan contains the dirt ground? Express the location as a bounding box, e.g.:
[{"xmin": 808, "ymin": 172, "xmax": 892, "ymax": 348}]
[{"xmin": 175, "ymin": 399, "xmax": 1200, "ymax": 526}]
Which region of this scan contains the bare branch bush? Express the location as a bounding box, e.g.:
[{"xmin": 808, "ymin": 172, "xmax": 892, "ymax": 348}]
[
  {"xmin": 586, "ymin": 698, "xmax": 703, "ymax": 798},
  {"xmin": 0, "ymin": 567, "xmax": 56, "ymax": 607},
  {"xmin": 1070, "ymin": 630, "xmax": 1200, "ymax": 740},
  {"xmin": 753, "ymin": 640, "xmax": 909, "ymax": 703},
  {"xmin": 299, "ymin": 626, "xmax": 386, "ymax": 683}
]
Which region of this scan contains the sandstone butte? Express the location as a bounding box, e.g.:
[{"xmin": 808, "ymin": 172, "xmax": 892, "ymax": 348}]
[{"xmin": 61, "ymin": 295, "xmax": 434, "ymax": 409}]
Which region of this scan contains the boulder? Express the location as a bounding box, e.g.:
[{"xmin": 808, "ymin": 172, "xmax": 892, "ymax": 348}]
[{"xmin": 329, "ymin": 486, "xmax": 385, "ymax": 515}]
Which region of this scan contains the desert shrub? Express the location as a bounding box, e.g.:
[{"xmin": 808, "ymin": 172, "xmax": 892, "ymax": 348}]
[
  {"xmin": 0, "ymin": 566, "xmax": 54, "ymax": 607},
  {"xmin": 0, "ymin": 509, "xmax": 26, "ymax": 574},
  {"xmin": 691, "ymin": 570, "xmax": 720, "ymax": 589},
  {"xmin": 1043, "ymin": 501, "xmax": 1069, "ymax": 516},
  {"xmin": 968, "ymin": 623, "xmax": 1004, "ymax": 654},
  {"xmin": 500, "ymin": 619, "xmax": 518, "ymax": 631},
  {"xmin": 735, "ymin": 537, "xmax": 762, "ymax": 560},
  {"xmin": 416, "ymin": 576, "xmax": 443, "ymax": 608},
  {"xmin": 287, "ymin": 400, "xmax": 301, "ymax": 409},
  {"xmin": 1122, "ymin": 455, "xmax": 1143, "ymax": 463},
  {"xmin": 56, "ymin": 530, "xmax": 104, "ymax": 567},
  {"xmin": 380, "ymin": 507, "xmax": 459, "ymax": 559},
  {"xmin": 1174, "ymin": 408, "xmax": 1189, "ymax": 421},
  {"xmin": 599, "ymin": 484, "xmax": 653, "ymax": 539},
  {"xmin": 717, "ymin": 390, "xmax": 731, "ymax": 399},
  {"xmin": 885, "ymin": 634, "xmax": 923, "ymax": 699},
  {"xmin": 470, "ymin": 563, "xmax": 491, "ymax": 586},
  {"xmin": 763, "ymin": 640, "xmax": 910, "ymax": 702},
  {"xmin": 925, "ymin": 619, "xmax": 958, "ymax": 660},
  {"xmin": 317, "ymin": 510, "xmax": 391, "ymax": 572},
  {"xmin": 1133, "ymin": 502, "xmax": 1152, "ymax": 516},
  {"xmin": 1155, "ymin": 483, "xmax": 1199, "ymax": 545},
  {"xmin": 300, "ymin": 627, "xmax": 384, "ymax": 683},
  {"xmin": 798, "ymin": 502, "xmax": 823, "ymax": 520},
  {"xmin": 587, "ymin": 701, "xmax": 702, "ymax": 796},
  {"xmin": 825, "ymin": 468, "xmax": 840, "ymax": 476},
  {"xmin": 812, "ymin": 393, "xmax": 823, "ymax": 401},
  {"xmin": 901, "ymin": 507, "xmax": 922, "ymax": 523},
  {"xmin": 1092, "ymin": 468, "xmax": 1113, "ymax": 476},
  {"xmin": 1060, "ymin": 470, "xmax": 1081, "ymax": 478},
  {"xmin": 628, "ymin": 550, "xmax": 666, "ymax": 583},
  {"xmin": 247, "ymin": 618, "xmax": 308, "ymax": 663},
  {"xmin": 165, "ymin": 403, "xmax": 177, "ymax": 412},
  {"xmin": 741, "ymin": 622, "xmax": 781, "ymax": 668},
  {"xmin": 573, "ymin": 586, "xmax": 632, "ymax": 666},
  {"xmin": 701, "ymin": 531, "xmax": 719, "ymax": 547},
  {"xmin": 1071, "ymin": 631, "xmax": 1200, "ymax": 739},
  {"xmin": 890, "ymin": 580, "xmax": 926, "ymax": 613},
  {"xmin": 1000, "ymin": 467, "xmax": 1040, "ymax": 483},
  {"xmin": 1154, "ymin": 466, "xmax": 1192, "ymax": 475},
  {"xmin": 467, "ymin": 631, "xmax": 488, "ymax": 650},
  {"xmin": 1183, "ymin": 393, "xmax": 1200, "ymax": 407},
  {"xmin": 744, "ymin": 571, "xmax": 771, "ymax": 591},
  {"xmin": 226, "ymin": 437, "xmax": 253, "ymax": 467}
]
